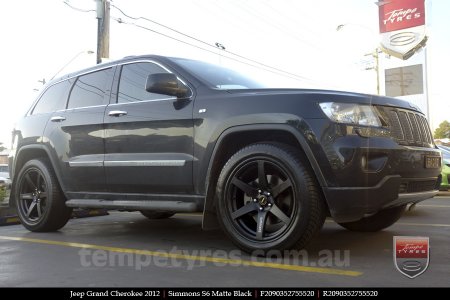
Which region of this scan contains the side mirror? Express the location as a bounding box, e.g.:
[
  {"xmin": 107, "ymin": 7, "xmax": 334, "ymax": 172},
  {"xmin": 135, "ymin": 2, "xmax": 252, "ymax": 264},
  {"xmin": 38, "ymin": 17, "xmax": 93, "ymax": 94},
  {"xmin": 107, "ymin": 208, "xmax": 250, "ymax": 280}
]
[{"xmin": 145, "ymin": 73, "xmax": 190, "ymax": 99}]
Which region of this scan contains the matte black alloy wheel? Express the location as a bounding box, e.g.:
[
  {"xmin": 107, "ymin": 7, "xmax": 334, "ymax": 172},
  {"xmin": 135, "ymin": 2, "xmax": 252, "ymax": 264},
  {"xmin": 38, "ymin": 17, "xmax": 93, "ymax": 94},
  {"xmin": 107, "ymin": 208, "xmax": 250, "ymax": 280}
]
[
  {"xmin": 217, "ymin": 144, "xmax": 326, "ymax": 253},
  {"xmin": 17, "ymin": 168, "xmax": 48, "ymax": 225},
  {"xmin": 15, "ymin": 159, "xmax": 72, "ymax": 232},
  {"xmin": 225, "ymin": 158, "xmax": 296, "ymax": 242}
]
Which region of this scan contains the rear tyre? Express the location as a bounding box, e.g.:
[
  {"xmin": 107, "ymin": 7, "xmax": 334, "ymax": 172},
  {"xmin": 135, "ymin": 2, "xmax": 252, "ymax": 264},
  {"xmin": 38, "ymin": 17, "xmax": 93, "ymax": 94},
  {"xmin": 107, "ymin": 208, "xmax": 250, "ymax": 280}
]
[
  {"xmin": 337, "ymin": 205, "xmax": 406, "ymax": 232},
  {"xmin": 216, "ymin": 143, "xmax": 326, "ymax": 254},
  {"xmin": 140, "ymin": 211, "xmax": 175, "ymax": 219},
  {"xmin": 15, "ymin": 158, "xmax": 72, "ymax": 232}
]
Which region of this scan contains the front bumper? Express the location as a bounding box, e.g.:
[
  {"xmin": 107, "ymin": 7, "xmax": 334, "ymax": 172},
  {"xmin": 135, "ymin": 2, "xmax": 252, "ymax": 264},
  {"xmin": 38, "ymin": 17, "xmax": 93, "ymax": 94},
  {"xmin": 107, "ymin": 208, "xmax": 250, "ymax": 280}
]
[
  {"xmin": 315, "ymin": 130, "xmax": 442, "ymax": 223},
  {"xmin": 323, "ymin": 175, "xmax": 439, "ymax": 222}
]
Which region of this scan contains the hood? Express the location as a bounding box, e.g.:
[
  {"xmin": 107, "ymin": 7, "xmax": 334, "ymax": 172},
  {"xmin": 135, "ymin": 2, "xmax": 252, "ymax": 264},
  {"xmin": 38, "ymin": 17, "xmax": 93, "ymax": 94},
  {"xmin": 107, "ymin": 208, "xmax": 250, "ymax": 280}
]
[{"xmin": 225, "ymin": 88, "xmax": 422, "ymax": 114}]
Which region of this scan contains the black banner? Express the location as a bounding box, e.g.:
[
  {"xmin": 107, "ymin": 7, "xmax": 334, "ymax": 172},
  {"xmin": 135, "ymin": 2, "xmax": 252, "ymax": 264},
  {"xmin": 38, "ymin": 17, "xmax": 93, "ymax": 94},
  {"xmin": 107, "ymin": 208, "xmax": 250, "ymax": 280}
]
[{"xmin": 0, "ymin": 287, "xmax": 446, "ymax": 299}]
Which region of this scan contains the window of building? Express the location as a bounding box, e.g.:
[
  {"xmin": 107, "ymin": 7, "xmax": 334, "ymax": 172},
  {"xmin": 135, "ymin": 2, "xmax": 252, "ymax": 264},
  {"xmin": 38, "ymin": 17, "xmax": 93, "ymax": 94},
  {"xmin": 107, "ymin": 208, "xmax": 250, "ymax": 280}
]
[{"xmin": 385, "ymin": 64, "xmax": 424, "ymax": 97}]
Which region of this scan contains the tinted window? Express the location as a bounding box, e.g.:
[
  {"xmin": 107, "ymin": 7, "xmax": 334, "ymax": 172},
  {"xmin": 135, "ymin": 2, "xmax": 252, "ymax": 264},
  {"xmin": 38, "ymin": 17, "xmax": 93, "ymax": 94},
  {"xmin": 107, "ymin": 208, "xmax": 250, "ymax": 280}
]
[
  {"xmin": 385, "ymin": 64, "xmax": 424, "ymax": 97},
  {"xmin": 32, "ymin": 80, "xmax": 71, "ymax": 114},
  {"xmin": 118, "ymin": 62, "xmax": 171, "ymax": 103},
  {"xmin": 68, "ymin": 68, "xmax": 112, "ymax": 109}
]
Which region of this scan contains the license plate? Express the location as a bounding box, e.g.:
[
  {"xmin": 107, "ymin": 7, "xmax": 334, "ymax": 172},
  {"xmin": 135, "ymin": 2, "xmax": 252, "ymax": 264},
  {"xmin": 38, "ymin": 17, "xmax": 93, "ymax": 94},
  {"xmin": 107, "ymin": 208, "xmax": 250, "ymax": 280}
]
[{"xmin": 425, "ymin": 156, "xmax": 441, "ymax": 169}]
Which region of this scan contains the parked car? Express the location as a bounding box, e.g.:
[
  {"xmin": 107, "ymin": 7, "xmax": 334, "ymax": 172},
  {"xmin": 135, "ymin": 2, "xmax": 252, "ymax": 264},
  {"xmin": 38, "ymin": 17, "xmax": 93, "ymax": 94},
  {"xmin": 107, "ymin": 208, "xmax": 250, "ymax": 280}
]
[
  {"xmin": 0, "ymin": 164, "xmax": 11, "ymax": 188},
  {"xmin": 8, "ymin": 55, "xmax": 442, "ymax": 253},
  {"xmin": 437, "ymin": 146, "xmax": 450, "ymax": 191}
]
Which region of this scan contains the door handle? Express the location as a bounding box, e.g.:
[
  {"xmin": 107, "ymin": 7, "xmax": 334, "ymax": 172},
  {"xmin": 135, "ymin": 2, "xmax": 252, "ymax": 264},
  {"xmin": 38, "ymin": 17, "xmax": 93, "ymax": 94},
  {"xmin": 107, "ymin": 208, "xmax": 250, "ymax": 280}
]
[
  {"xmin": 50, "ymin": 116, "xmax": 66, "ymax": 122},
  {"xmin": 108, "ymin": 110, "xmax": 128, "ymax": 117}
]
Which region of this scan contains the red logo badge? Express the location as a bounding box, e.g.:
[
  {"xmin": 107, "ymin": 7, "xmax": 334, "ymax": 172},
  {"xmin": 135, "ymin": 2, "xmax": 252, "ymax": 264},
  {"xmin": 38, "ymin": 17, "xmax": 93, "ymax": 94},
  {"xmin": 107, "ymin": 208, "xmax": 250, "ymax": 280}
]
[{"xmin": 394, "ymin": 236, "xmax": 429, "ymax": 278}]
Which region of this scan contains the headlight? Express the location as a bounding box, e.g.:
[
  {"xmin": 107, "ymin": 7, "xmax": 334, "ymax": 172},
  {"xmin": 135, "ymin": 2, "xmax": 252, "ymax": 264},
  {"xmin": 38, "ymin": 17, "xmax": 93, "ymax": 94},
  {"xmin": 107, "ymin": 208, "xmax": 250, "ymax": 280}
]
[{"xmin": 320, "ymin": 102, "xmax": 382, "ymax": 127}]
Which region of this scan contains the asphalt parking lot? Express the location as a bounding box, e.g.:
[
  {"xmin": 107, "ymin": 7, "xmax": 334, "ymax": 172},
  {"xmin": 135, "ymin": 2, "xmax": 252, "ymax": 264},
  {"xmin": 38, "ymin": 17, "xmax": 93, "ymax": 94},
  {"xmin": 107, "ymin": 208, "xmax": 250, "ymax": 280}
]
[{"xmin": 0, "ymin": 195, "xmax": 449, "ymax": 287}]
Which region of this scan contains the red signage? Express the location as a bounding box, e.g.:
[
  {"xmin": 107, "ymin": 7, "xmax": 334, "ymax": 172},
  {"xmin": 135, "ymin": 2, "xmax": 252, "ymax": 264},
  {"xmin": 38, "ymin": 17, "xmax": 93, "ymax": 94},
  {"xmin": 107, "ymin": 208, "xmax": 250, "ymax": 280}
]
[
  {"xmin": 394, "ymin": 236, "xmax": 430, "ymax": 278},
  {"xmin": 379, "ymin": 0, "xmax": 425, "ymax": 33},
  {"xmin": 395, "ymin": 237, "xmax": 428, "ymax": 259}
]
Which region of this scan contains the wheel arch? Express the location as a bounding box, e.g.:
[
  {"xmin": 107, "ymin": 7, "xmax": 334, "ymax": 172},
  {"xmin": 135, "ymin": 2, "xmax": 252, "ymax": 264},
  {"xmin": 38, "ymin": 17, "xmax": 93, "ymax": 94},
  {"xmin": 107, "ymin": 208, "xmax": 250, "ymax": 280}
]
[
  {"xmin": 9, "ymin": 144, "xmax": 66, "ymax": 207},
  {"xmin": 202, "ymin": 123, "xmax": 327, "ymax": 229}
]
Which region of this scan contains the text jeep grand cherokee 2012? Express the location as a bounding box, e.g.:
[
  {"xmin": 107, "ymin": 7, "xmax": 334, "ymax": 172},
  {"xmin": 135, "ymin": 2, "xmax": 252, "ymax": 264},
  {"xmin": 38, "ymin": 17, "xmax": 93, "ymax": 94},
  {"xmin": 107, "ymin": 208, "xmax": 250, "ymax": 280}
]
[{"xmin": 8, "ymin": 55, "xmax": 441, "ymax": 253}]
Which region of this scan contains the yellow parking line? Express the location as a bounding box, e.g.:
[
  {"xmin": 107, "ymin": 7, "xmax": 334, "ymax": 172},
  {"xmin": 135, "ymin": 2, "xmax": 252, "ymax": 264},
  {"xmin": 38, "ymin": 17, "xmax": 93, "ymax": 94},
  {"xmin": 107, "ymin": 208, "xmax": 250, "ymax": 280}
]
[
  {"xmin": 325, "ymin": 219, "xmax": 450, "ymax": 227},
  {"xmin": 0, "ymin": 235, "xmax": 362, "ymax": 277},
  {"xmin": 396, "ymin": 222, "xmax": 450, "ymax": 227},
  {"xmin": 416, "ymin": 204, "xmax": 450, "ymax": 208}
]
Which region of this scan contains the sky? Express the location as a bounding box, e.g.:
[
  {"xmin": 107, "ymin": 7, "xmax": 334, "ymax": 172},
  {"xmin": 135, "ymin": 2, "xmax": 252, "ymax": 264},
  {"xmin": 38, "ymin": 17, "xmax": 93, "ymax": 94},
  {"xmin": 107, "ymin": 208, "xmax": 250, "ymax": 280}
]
[{"xmin": 0, "ymin": 0, "xmax": 449, "ymax": 147}]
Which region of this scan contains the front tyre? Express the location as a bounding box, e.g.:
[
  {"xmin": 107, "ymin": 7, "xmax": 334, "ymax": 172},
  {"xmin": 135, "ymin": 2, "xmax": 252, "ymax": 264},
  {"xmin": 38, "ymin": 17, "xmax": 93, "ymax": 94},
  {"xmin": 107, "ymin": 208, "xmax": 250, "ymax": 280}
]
[
  {"xmin": 337, "ymin": 205, "xmax": 406, "ymax": 232},
  {"xmin": 15, "ymin": 158, "xmax": 72, "ymax": 232},
  {"xmin": 216, "ymin": 143, "xmax": 326, "ymax": 254}
]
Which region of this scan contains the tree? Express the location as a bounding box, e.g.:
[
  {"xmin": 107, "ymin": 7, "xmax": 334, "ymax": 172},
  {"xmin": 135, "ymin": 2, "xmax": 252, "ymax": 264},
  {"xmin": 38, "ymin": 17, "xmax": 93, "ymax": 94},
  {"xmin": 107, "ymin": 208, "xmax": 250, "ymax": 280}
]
[
  {"xmin": 434, "ymin": 120, "xmax": 450, "ymax": 139},
  {"xmin": 0, "ymin": 142, "xmax": 6, "ymax": 152}
]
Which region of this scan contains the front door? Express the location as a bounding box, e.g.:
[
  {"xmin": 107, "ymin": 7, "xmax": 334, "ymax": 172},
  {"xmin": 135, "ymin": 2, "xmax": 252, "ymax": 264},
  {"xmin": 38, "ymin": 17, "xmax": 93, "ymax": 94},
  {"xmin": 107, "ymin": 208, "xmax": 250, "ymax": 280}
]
[{"xmin": 104, "ymin": 61, "xmax": 194, "ymax": 194}]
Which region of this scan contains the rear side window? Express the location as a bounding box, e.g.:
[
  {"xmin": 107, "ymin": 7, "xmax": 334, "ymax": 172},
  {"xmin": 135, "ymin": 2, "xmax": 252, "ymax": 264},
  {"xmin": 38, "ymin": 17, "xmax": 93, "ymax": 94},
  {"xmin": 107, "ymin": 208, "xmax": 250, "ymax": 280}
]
[
  {"xmin": 32, "ymin": 80, "xmax": 71, "ymax": 115},
  {"xmin": 68, "ymin": 68, "xmax": 112, "ymax": 109},
  {"xmin": 118, "ymin": 62, "xmax": 170, "ymax": 103}
]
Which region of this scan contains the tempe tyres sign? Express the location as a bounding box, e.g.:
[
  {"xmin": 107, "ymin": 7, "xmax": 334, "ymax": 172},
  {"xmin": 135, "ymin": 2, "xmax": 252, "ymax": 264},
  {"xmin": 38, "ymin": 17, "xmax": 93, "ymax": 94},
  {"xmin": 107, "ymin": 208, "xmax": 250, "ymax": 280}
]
[{"xmin": 378, "ymin": 0, "xmax": 427, "ymax": 60}]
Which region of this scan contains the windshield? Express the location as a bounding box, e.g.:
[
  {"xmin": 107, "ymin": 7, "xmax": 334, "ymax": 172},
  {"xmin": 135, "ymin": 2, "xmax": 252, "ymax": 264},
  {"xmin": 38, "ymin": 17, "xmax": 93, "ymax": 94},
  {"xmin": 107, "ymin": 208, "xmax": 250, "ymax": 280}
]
[{"xmin": 172, "ymin": 58, "xmax": 266, "ymax": 90}]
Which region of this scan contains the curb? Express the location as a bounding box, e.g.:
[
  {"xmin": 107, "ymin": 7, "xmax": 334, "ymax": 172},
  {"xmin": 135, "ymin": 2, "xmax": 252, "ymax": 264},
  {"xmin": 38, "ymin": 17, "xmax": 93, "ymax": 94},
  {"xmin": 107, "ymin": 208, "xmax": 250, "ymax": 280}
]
[
  {"xmin": 71, "ymin": 208, "xmax": 109, "ymax": 218},
  {"xmin": 0, "ymin": 215, "xmax": 20, "ymax": 226},
  {"xmin": 0, "ymin": 208, "xmax": 109, "ymax": 226}
]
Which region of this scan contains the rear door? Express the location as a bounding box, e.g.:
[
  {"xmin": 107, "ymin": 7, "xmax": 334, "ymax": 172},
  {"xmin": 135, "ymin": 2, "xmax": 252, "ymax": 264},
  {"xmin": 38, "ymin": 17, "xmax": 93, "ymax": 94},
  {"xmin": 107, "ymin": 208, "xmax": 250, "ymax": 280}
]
[
  {"xmin": 44, "ymin": 67, "xmax": 114, "ymax": 193},
  {"xmin": 104, "ymin": 61, "xmax": 194, "ymax": 194}
]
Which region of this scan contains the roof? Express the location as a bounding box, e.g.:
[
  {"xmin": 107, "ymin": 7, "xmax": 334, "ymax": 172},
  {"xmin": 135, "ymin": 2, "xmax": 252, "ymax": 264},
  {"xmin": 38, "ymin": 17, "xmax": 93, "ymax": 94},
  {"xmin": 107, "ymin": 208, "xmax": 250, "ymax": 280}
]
[{"xmin": 50, "ymin": 54, "xmax": 173, "ymax": 84}]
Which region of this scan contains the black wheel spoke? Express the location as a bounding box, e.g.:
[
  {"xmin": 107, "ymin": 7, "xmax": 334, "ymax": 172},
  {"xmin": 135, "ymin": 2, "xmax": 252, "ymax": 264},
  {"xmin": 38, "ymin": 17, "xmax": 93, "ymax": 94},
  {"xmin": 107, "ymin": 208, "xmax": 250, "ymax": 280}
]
[
  {"xmin": 270, "ymin": 204, "xmax": 291, "ymax": 224},
  {"xmin": 20, "ymin": 193, "xmax": 34, "ymax": 200},
  {"xmin": 271, "ymin": 178, "xmax": 292, "ymax": 198},
  {"xmin": 231, "ymin": 178, "xmax": 256, "ymax": 197},
  {"xmin": 257, "ymin": 160, "xmax": 268, "ymax": 188},
  {"xmin": 26, "ymin": 201, "xmax": 36, "ymax": 217},
  {"xmin": 25, "ymin": 174, "xmax": 36, "ymax": 190},
  {"xmin": 231, "ymin": 202, "xmax": 258, "ymax": 219},
  {"xmin": 255, "ymin": 210, "xmax": 268, "ymax": 240},
  {"xmin": 36, "ymin": 174, "xmax": 42, "ymax": 190},
  {"xmin": 36, "ymin": 203, "xmax": 42, "ymax": 218},
  {"xmin": 39, "ymin": 192, "xmax": 48, "ymax": 199}
]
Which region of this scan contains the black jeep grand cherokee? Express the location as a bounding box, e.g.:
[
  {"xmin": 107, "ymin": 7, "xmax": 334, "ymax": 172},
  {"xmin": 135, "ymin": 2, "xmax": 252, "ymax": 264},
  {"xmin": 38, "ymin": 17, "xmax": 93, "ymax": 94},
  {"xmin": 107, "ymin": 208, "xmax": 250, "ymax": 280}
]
[{"xmin": 8, "ymin": 55, "xmax": 441, "ymax": 253}]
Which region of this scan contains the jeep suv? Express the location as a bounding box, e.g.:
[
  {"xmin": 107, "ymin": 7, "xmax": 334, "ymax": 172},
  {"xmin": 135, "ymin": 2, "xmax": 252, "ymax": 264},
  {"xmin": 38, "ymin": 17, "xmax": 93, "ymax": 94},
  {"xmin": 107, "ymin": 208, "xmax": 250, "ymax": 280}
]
[{"xmin": 8, "ymin": 55, "xmax": 442, "ymax": 253}]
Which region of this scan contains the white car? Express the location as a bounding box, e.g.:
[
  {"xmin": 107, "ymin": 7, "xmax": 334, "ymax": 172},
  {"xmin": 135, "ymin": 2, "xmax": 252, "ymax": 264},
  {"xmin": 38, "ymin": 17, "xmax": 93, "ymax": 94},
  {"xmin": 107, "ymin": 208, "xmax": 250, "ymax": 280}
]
[{"xmin": 0, "ymin": 164, "xmax": 11, "ymax": 188}]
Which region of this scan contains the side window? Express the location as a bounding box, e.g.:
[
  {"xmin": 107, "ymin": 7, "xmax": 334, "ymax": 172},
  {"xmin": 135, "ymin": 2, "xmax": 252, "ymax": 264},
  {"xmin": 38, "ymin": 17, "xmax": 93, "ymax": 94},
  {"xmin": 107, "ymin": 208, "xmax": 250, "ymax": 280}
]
[
  {"xmin": 118, "ymin": 62, "xmax": 171, "ymax": 103},
  {"xmin": 68, "ymin": 68, "xmax": 112, "ymax": 109},
  {"xmin": 32, "ymin": 80, "xmax": 71, "ymax": 115}
]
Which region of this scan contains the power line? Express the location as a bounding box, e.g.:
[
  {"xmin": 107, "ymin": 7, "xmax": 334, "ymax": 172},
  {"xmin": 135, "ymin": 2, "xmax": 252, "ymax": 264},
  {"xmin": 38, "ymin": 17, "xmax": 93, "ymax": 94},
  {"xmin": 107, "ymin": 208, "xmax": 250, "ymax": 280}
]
[
  {"xmin": 62, "ymin": 1, "xmax": 324, "ymax": 84},
  {"xmin": 109, "ymin": 4, "xmax": 316, "ymax": 82},
  {"xmin": 112, "ymin": 17, "xmax": 314, "ymax": 83},
  {"xmin": 63, "ymin": 0, "xmax": 95, "ymax": 13}
]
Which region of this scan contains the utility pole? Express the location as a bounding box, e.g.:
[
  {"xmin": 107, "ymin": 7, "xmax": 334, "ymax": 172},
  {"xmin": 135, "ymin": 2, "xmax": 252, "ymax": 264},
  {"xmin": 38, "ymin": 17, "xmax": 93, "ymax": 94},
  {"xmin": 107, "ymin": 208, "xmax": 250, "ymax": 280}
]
[
  {"xmin": 364, "ymin": 48, "xmax": 381, "ymax": 95},
  {"xmin": 96, "ymin": 0, "xmax": 110, "ymax": 64}
]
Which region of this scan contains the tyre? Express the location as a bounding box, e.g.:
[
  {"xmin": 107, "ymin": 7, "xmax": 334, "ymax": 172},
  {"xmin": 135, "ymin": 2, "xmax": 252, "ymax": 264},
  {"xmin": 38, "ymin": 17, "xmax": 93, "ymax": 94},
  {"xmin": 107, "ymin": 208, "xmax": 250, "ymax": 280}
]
[
  {"xmin": 216, "ymin": 143, "xmax": 326, "ymax": 253},
  {"xmin": 140, "ymin": 211, "xmax": 175, "ymax": 219},
  {"xmin": 15, "ymin": 158, "xmax": 72, "ymax": 232},
  {"xmin": 337, "ymin": 205, "xmax": 406, "ymax": 232}
]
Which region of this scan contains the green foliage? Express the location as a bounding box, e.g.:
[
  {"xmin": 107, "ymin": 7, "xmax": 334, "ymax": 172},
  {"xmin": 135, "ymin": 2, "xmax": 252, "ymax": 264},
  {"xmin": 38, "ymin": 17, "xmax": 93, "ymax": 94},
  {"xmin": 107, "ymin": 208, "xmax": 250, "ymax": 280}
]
[{"xmin": 434, "ymin": 121, "xmax": 450, "ymax": 139}]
